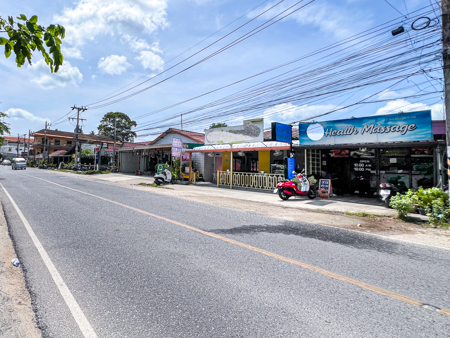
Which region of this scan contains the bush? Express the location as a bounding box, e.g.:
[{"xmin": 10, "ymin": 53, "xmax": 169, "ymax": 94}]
[
  {"xmin": 390, "ymin": 193, "xmax": 415, "ymax": 219},
  {"xmin": 171, "ymin": 158, "xmax": 181, "ymax": 179},
  {"xmin": 415, "ymin": 187, "xmax": 448, "ymax": 209}
]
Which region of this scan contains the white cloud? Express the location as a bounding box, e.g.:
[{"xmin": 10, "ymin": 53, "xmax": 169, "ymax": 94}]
[
  {"xmin": 5, "ymin": 108, "xmax": 48, "ymax": 123},
  {"xmin": 54, "ymin": 0, "xmax": 168, "ymax": 58},
  {"xmin": 136, "ymin": 51, "xmax": 164, "ymax": 70},
  {"xmin": 262, "ymin": 103, "xmax": 341, "ymax": 126},
  {"xmin": 98, "ymin": 55, "xmax": 131, "ymax": 75},
  {"xmin": 376, "ymin": 99, "xmax": 444, "ymax": 120},
  {"xmin": 30, "ymin": 60, "xmax": 83, "ymax": 90},
  {"xmin": 228, "ymin": 103, "xmax": 340, "ymax": 128},
  {"xmin": 250, "ymin": 0, "xmax": 371, "ymax": 40}
]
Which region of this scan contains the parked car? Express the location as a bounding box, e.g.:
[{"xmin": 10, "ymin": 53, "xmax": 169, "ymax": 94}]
[
  {"xmin": 2, "ymin": 160, "xmax": 11, "ymax": 166},
  {"xmin": 11, "ymin": 158, "xmax": 26, "ymax": 170}
]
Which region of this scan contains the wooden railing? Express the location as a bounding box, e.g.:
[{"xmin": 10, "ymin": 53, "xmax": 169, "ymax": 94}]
[{"xmin": 217, "ymin": 171, "xmax": 285, "ymax": 190}]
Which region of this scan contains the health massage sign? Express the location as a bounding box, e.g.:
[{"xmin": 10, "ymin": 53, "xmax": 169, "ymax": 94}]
[{"xmin": 298, "ymin": 111, "xmax": 433, "ymax": 146}]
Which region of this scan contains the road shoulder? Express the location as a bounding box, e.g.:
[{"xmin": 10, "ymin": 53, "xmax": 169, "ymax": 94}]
[{"xmin": 0, "ymin": 202, "xmax": 41, "ymax": 337}]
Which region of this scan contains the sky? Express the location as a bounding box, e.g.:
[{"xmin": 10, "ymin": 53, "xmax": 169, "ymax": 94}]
[{"xmin": 0, "ymin": 0, "xmax": 443, "ymax": 142}]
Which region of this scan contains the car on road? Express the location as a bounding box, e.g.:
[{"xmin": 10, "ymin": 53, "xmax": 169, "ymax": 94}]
[
  {"xmin": 11, "ymin": 158, "xmax": 26, "ymax": 170},
  {"xmin": 2, "ymin": 159, "xmax": 11, "ymax": 166}
]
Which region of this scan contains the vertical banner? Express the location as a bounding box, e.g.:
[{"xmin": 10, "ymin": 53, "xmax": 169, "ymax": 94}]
[
  {"xmin": 287, "ymin": 157, "xmax": 295, "ymax": 179},
  {"xmin": 172, "ymin": 138, "xmax": 183, "ymax": 158}
]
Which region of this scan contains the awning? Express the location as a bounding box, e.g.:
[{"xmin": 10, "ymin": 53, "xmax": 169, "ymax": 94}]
[
  {"xmin": 291, "ymin": 140, "xmax": 442, "ymax": 149},
  {"xmin": 117, "ymin": 144, "xmax": 172, "ymax": 152},
  {"xmin": 187, "ymin": 141, "xmax": 291, "ymax": 153},
  {"xmin": 49, "ymin": 150, "xmax": 67, "ymax": 157}
]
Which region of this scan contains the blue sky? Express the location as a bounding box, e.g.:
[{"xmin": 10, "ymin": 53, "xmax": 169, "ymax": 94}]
[{"xmin": 0, "ymin": 0, "xmax": 443, "ymax": 142}]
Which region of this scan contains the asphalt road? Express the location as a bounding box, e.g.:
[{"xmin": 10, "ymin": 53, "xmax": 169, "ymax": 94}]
[{"xmin": 1, "ymin": 167, "xmax": 450, "ymax": 337}]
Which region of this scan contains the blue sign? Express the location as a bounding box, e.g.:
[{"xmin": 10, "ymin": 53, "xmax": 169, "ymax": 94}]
[
  {"xmin": 95, "ymin": 154, "xmax": 99, "ymax": 160},
  {"xmin": 272, "ymin": 122, "xmax": 292, "ymax": 143},
  {"xmin": 299, "ymin": 111, "xmax": 433, "ymax": 146},
  {"xmin": 287, "ymin": 157, "xmax": 295, "ymax": 179}
]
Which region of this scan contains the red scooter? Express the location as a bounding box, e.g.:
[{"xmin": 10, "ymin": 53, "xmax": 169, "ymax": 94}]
[{"xmin": 274, "ymin": 170, "xmax": 316, "ymax": 200}]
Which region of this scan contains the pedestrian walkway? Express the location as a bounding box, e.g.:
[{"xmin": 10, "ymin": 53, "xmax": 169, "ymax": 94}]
[{"xmin": 97, "ymin": 173, "xmax": 400, "ymax": 217}]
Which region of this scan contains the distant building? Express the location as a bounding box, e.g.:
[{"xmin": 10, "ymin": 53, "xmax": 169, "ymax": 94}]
[
  {"xmin": 31, "ymin": 129, "xmax": 115, "ymax": 163},
  {"xmin": 0, "ymin": 136, "xmax": 34, "ymax": 160}
]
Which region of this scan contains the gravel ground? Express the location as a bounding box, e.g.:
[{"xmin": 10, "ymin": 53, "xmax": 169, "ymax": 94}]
[{"xmin": 0, "ymin": 204, "xmax": 41, "ymax": 338}]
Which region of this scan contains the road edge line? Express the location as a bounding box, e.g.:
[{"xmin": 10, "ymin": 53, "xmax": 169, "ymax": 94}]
[{"xmin": 0, "ymin": 183, "xmax": 98, "ymax": 338}]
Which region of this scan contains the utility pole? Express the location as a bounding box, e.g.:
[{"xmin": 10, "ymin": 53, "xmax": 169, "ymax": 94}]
[
  {"xmin": 443, "ymin": 0, "xmax": 450, "ymax": 203},
  {"xmin": 181, "ymin": 114, "xmax": 183, "ymax": 130},
  {"xmin": 113, "ymin": 115, "xmax": 117, "ymax": 167},
  {"xmin": 16, "ymin": 133, "xmax": 19, "ymax": 157},
  {"xmin": 69, "ymin": 106, "xmax": 87, "ymax": 168},
  {"xmin": 22, "ymin": 134, "xmax": 26, "ymax": 157},
  {"xmin": 43, "ymin": 121, "xmax": 48, "ymax": 162},
  {"xmin": 28, "ymin": 130, "xmax": 31, "ymax": 159}
]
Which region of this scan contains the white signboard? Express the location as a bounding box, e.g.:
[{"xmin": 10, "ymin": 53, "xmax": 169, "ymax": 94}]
[{"xmin": 204, "ymin": 118, "xmax": 264, "ymax": 145}]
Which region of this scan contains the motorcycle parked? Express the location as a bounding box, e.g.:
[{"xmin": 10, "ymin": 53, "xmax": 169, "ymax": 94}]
[
  {"xmin": 154, "ymin": 169, "xmax": 174, "ymax": 185},
  {"xmin": 274, "ymin": 170, "xmax": 316, "ymax": 200},
  {"xmin": 378, "ymin": 180, "xmax": 408, "ymax": 208}
]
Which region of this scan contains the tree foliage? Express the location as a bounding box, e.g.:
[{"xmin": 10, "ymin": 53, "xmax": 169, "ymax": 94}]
[
  {"xmin": 0, "ymin": 112, "xmax": 11, "ymax": 146},
  {"xmin": 0, "ymin": 14, "xmax": 65, "ymax": 72},
  {"xmin": 98, "ymin": 112, "xmax": 137, "ymax": 143},
  {"xmin": 209, "ymin": 122, "xmax": 228, "ymax": 129},
  {"xmin": 80, "ymin": 149, "xmax": 93, "ymax": 156}
]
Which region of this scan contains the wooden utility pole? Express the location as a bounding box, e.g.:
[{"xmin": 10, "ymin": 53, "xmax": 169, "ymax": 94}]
[
  {"xmin": 16, "ymin": 133, "xmax": 19, "ymax": 157},
  {"xmin": 69, "ymin": 106, "xmax": 87, "ymax": 167},
  {"xmin": 113, "ymin": 115, "xmax": 117, "ymax": 167},
  {"xmin": 43, "ymin": 121, "xmax": 48, "ymax": 162},
  {"xmin": 28, "ymin": 130, "xmax": 31, "ymax": 159},
  {"xmin": 443, "ymin": 0, "xmax": 450, "ymax": 201}
]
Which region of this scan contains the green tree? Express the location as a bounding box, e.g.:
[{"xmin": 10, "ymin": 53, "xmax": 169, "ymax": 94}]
[
  {"xmin": 209, "ymin": 122, "xmax": 228, "ymax": 129},
  {"xmin": 80, "ymin": 149, "xmax": 93, "ymax": 156},
  {"xmin": 98, "ymin": 112, "xmax": 137, "ymax": 143},
  {"xmin": 0, "ymin": 14, "xmax": 65, "ymax": 72},
  {"xmin": 0, "ymin": 112, "xmax": 11, "ymax": 146}
]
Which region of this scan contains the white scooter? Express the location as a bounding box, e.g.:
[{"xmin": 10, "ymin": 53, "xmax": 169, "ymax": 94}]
[{"xmin": 154, "ymin": 169, "xmax": 174, "ymax": 185}]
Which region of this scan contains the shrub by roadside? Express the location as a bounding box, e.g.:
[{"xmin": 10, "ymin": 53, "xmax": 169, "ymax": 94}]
[{"xmin": 390, "ymin": 187, "xmax": 450, "ymax": 228}]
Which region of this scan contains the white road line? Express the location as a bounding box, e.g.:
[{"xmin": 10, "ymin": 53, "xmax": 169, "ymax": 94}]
[{"xmin": 1, "ymin": 183, "xmax": 97, "ymax": 338}]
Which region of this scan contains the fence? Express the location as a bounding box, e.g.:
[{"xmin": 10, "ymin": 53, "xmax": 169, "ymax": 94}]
[{"xmin": 217, "ymin": 171, "xmax": 285, "ymax": 190}]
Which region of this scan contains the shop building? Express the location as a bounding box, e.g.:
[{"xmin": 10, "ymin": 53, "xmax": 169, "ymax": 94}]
[
  {"xmin": 294, "ymin": 110, "xmax": 445, "ymax": 195},
  {"xmin": 117, "ymin": 128, "xmax": 204, "ymax": 174},
  {"xmin": 188, "ymin": 119, "xmax": 293, "ymax": 189}
]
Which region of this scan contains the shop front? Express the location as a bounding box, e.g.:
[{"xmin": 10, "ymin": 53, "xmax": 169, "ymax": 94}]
[
  {"xmin": 295, "ymin": 110, "xmax": 445, "ymax": 195},
  {"xmin": 187, "ymin": 141, "xmax": 292, "ymax": 189}
]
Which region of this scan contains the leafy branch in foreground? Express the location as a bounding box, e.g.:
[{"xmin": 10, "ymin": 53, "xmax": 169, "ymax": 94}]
[{"xmin": 0, "ymin": 14, "xmax": 65, "ymax": 72}]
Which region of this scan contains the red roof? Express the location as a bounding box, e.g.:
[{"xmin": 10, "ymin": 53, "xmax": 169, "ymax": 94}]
[
  {"xmin": 149, "ymin": 128, "xmax": 204, "ymax": 145},
  {"xmin": 49, "ymin": 150, "xmax": 67, "ymax": 157},
  {"xmin": 3, "ymin": 136, "xmax": 34, "ymax": 143}
]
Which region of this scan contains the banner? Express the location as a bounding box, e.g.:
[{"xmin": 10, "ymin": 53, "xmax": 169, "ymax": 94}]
[
  {"xmin": 299, "ymin": 111, "xmax": 433, "ymax": 146},
  {"xmin": 204, "ymin": 118, "xmax": 264, "ymax": 145},
  {"xmin": 172, "ymin": 138, "xmax": 183, "ymax": 157}
]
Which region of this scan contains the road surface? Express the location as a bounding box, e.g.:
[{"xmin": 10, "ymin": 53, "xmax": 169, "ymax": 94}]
[{"xmin": 1, "ymin": 167, "xmax": 450, "ymax": 337}]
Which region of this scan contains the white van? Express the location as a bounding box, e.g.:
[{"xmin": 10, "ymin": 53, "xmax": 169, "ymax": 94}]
[{"xmin": 12, "ymin": 158, "xmax": 26, "ymax": 170}]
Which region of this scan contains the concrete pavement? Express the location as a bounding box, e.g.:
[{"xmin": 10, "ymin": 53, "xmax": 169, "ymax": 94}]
[{"xmin": 96, "ymin": 172, "xmax": 401, "ymax": 217}]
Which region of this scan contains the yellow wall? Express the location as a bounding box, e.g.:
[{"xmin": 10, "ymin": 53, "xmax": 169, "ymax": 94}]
[
  {"xmin": 259, "ymin": 150, "xmax": 270, "ymax": 173},
  {"xmin": 222, "ymin": 152, "xmax": 230, "ymax": 171}
]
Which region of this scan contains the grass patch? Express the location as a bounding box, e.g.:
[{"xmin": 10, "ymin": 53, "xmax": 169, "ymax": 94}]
[{"xmin": 345, "ymin": 212, "xmax": 380, "ymax": 219}]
